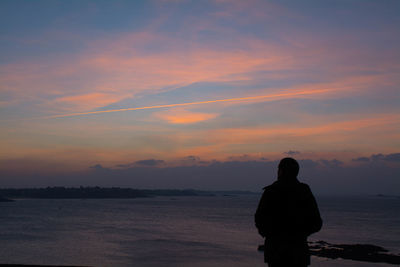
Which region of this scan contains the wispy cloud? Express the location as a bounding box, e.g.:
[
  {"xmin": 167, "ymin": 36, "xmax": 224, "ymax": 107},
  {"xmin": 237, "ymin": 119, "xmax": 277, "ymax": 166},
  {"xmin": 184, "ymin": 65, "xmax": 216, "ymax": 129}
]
[
  {"xmin": 1, "ymin": 21, "xmax": 398, "ymax": 117},
  {"xmin": 46, "ymin": 88, "xmax": 331, "ymax": 118}
]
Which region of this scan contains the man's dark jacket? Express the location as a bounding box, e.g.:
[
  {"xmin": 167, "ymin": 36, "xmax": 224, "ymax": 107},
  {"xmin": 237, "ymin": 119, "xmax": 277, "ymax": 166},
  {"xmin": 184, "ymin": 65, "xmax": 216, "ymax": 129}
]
[{"xmin": 255, "ymin": 178, "xmax": 322, "ymax": 266}]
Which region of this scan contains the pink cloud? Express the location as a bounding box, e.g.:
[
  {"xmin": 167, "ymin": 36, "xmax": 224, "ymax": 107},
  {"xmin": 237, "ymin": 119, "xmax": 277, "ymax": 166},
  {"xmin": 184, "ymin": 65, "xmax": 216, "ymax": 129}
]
[
  {"xmin": 0, "ymin": 32, "xmax": 297, "ymax": 113},
  {"xmin": 0, "ymin": 19, "xmax": 398, "ymax": 118}
]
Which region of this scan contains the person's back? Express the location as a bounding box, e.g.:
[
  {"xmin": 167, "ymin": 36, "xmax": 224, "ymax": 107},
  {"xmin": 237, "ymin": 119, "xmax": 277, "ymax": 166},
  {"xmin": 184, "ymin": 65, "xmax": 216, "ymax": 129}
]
[{"xmin": 255, "ymin": 158, "xmax": 322, "ymax": 267}]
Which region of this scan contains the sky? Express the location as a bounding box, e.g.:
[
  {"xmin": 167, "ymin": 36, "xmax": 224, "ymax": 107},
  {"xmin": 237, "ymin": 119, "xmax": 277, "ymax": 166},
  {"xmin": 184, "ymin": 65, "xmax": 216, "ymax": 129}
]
[{"xmin": 1, "ymin": 0, "xmax": 399, "ymax": 194}]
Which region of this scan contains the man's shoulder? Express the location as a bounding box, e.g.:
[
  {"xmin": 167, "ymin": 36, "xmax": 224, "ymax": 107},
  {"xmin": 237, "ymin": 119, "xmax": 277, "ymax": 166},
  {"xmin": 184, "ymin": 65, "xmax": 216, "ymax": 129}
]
[
  {"xmin": 262, "ymin": 181, "xmax": 282, "ymax": 196},
  {"xmin": 298, "ymin": 181, "xmax": 310, "ymax": 187},
  {"xmin": 262, "ymin": 181, "xmax": 279, "ymax": 191},
  {"xmin": 263, "ymin": 181, "xmax": 311, "ymax": 192},
  {"xmin": 298, "ymin": 182, "xmax": 312, "ymax": 191}
]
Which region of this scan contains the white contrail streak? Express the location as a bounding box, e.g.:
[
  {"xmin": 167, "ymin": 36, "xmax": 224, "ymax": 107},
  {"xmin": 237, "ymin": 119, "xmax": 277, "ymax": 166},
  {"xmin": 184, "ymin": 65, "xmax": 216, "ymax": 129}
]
[{"xmin": 48, "ymin": 89, "xmax": 330, "ymax": 119}]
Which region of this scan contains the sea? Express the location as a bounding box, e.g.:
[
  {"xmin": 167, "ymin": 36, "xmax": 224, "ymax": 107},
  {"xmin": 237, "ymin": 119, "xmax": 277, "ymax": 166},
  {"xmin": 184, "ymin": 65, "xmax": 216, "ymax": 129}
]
[{"xmin": 1, "ymin": 194, "xmax": 399, "ymax": 267}]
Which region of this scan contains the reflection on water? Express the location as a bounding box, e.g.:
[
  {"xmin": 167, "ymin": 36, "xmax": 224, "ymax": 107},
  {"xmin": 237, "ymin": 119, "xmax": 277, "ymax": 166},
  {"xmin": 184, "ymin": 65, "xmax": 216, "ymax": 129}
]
[{"xmin": 0, "ymin": 195, "xmax": 399, "ymax": 266}]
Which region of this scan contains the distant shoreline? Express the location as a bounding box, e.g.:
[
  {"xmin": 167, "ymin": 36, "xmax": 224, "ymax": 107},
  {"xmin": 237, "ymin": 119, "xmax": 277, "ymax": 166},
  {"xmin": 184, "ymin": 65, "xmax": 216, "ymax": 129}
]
[
  {"xmin": 0, "ymin": 196, "xmax": 14, "ymax": 202},
  {"xmin": 0, "ymin": 187, "xmax": 258, "ymax": 200}
]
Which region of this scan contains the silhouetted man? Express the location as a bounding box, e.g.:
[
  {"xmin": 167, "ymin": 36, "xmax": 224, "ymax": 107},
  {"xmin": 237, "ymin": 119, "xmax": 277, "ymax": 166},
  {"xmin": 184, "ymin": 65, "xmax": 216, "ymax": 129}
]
[{"xmin": 255, "ymin": 158, "xmax": 322, "ymax": 267}]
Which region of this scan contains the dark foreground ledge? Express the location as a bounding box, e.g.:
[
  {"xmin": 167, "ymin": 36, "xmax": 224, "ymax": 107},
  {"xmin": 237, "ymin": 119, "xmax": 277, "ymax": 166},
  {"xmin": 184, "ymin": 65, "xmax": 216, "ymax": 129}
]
[
  {"xmin": 258, "ymin": 240, "xmax": 400, "ymax": 265},
  {"xmin": 0, "ymin": 265, "xmax": 92, "ymax": 267}
]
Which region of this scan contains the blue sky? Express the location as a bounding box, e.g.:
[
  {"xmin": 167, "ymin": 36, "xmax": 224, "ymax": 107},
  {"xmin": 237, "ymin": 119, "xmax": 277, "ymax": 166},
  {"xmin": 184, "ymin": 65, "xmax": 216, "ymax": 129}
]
[{"xmin": 1, "ymin": 0, "xmax": 399, "ymax": 192}]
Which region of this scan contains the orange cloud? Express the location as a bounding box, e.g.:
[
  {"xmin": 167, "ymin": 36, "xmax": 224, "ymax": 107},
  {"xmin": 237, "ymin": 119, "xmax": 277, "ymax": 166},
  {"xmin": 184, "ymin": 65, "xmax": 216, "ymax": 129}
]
[
  {"xmin": 154, "ymin": 109, "xmax": 218, "ymax": 124},
  {"xmin": 203, "ymin": 114, "xmax": 400, "ymax": 149},
  {"xmin": 54, "ymin": 92, "xmax": 128, "ymax": 111},
  {"xmin": 2, "ymin": 112, "xmax": 398, "ymax": 168}
]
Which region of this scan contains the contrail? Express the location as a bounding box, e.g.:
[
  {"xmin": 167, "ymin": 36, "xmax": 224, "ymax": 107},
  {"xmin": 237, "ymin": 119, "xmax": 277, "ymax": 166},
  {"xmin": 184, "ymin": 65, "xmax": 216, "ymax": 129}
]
[{"xmin": 48, "ymin": 89, "xmax": 330, "ymax": 119}]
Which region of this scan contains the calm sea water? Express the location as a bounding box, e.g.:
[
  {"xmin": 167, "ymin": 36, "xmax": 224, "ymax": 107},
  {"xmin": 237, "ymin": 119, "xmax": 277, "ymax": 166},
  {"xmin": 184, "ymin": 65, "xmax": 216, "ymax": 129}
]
[{"xmin": 0, "ymin": 195, "xmax": 399, "ymax": 267}]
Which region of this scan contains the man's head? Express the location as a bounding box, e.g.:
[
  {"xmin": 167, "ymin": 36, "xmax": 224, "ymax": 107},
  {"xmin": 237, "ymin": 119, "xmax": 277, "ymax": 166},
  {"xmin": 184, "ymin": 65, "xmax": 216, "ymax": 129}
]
[{"xmin": 278, "ymin": 157, "xmax": 299, "ymax": 180}]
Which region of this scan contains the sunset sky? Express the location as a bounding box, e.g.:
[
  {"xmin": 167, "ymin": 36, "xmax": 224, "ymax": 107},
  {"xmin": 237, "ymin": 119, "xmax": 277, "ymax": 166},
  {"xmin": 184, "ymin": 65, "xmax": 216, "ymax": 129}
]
[{"xmin": 1, "ymin": 0, "xmax": 399, "ymax": 193}]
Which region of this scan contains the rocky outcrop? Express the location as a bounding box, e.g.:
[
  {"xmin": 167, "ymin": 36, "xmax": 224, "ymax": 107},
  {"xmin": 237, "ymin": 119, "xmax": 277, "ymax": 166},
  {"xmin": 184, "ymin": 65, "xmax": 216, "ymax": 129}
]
[
  {"xmin": 308, "ymin": 241, "xmax": 400, "ymax": 265},
  {"xmin": 258, "ymin": 240, "xmax": 400, "ymax": 265}
]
